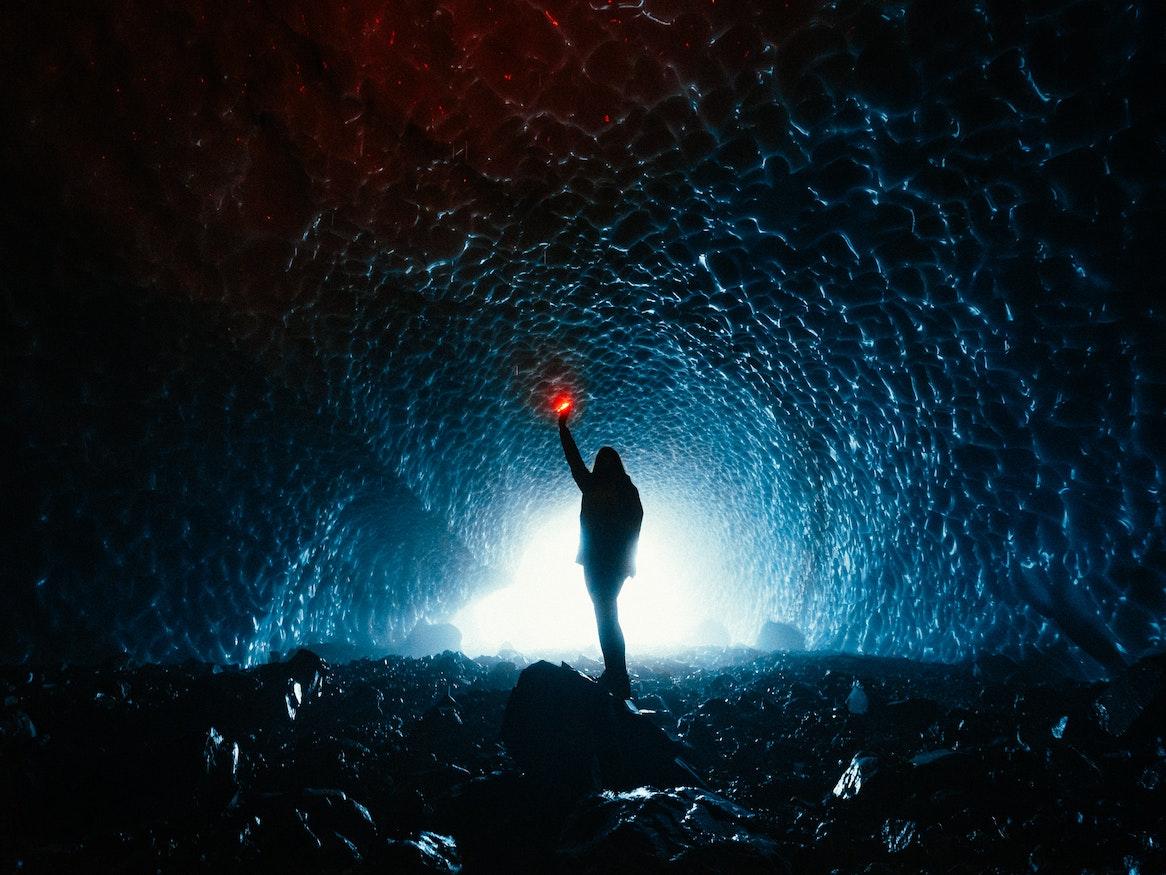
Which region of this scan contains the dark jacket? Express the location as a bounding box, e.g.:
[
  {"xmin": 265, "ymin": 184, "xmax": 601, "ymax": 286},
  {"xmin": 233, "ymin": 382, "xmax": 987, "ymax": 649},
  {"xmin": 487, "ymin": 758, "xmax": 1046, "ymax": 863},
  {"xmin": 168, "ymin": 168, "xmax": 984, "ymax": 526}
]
[{"xmin": 559, "ymin": 421, "xmax": 644, "ymax": 578}]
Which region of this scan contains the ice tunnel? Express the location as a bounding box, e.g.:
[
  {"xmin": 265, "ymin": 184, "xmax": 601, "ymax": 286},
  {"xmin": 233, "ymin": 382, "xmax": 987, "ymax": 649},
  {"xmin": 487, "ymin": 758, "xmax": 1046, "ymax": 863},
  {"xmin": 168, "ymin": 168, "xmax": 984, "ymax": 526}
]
[{"xmin": 2, "ymin": 0, "xmax": 1162, "ymax": 674}]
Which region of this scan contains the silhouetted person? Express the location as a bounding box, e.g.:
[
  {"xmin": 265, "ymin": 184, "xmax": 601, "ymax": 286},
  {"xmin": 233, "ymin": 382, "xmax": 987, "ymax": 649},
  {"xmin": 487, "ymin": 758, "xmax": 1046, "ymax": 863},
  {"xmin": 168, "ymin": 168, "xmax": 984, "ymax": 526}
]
[{"xmin": 558, "ymin": 407, "xmax": 643, "ymax": 700}]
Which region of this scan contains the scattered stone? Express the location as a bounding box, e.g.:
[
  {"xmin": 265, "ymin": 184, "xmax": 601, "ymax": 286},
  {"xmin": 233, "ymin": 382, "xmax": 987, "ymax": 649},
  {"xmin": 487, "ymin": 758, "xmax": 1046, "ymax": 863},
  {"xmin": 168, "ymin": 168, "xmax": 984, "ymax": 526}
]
[
  {"xmin": 832, "ymin": 753, "xmax": 880, "ymax": 800},
  {"xmin": 881, "ymin": 817, "xmax": 918, "ymax": 854},
  {"xmin": 846, "ymin": 681, "xmax": 870, "ymax": 715},
  {"xmin": 382, "ymin": 832, "xmax": 462, "ymax": 873},
  {"xmin": 258, "ymin": 648, "xmax": 330, "ymax": 721},
  {"xmin": 559, "ymin": 787, "xmax": 786, "ymax": 872},
  {"xmin": 284, "ymin": 648, "xmax": 330, "ymax": 698},
  {"xmin": 909, "ymin": 748, "xmax": 955, "ymax": 767},
  {"xmin": 4, "ymin": 649, "xmax": 1164, "ymax": 872},
  {"xmin": 201, "ymin": 726, "xmax": 240, "ymax": 805}
]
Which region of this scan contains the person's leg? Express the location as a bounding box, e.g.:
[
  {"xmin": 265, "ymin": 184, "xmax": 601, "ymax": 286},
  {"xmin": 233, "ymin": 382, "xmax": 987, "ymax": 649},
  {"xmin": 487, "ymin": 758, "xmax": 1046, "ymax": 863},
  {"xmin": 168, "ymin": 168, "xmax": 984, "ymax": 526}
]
[
  {"xmin": 586, "ymin": 567, "xmax": 629, "ymax": 697},
  {"xmin": 592, "ymin": 597, "xmax": 627, "ymax": 680}
]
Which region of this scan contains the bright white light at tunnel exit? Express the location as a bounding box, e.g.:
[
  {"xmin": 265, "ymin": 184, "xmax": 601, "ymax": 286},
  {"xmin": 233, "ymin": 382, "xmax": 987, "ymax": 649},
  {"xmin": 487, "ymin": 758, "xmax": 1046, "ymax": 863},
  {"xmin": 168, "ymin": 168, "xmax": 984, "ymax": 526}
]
[{"xmin": 453, "ymin": 507, "xmax": 705, "ymax": 656}]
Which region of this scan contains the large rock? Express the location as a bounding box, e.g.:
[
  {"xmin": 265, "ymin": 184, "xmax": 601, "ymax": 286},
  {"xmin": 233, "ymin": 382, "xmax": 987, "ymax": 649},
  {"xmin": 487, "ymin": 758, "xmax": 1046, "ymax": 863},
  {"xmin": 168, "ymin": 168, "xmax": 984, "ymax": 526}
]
[
  {"xmin": 254, "ymin": 648, "xmax": 330, "ymax": 722},
  {"xmin": 755, "ymin": 620, "xmax": 806, "ymax": 652},
  {"xmin": 1092, "ymin": 653, "xmax": 1166, "ymax": 737},
  {"xmin": 501, "ymin": 661, "xmax": 701, "ymax": 798},
  {"xmin": 200, "ymin": 726, "xmax": 241, "ymax": 807}
]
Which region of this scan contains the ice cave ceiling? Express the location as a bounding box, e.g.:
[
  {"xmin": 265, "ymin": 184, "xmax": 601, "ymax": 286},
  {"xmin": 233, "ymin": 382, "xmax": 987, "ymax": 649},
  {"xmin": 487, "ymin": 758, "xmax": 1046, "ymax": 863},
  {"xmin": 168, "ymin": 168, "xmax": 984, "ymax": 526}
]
[{"xmin": 1, "ymin": 0, "xmax": 1162, "ymax": 670}]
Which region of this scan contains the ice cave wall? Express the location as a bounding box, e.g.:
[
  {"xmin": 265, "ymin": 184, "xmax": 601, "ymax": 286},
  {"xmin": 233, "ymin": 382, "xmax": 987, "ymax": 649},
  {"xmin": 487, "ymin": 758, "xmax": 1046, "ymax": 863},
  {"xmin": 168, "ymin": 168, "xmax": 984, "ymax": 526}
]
[{"xmin": 1, "ymin": 0, "xmax": 1162, "ymax": 670}]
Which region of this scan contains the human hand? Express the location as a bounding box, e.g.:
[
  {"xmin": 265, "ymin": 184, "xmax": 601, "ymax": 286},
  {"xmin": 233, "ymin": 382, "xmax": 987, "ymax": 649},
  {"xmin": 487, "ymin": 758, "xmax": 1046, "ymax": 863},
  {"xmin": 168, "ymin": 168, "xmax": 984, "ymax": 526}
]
[{"xmin": 553, "ymin": 395, "xmax": 573, "ymax": 424}]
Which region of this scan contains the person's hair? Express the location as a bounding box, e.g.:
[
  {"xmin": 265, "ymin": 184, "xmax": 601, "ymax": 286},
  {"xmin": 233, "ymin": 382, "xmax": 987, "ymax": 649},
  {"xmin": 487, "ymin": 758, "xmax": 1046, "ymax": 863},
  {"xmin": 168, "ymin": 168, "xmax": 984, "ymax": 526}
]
[{"xmin": 592, "ymin": 446, "xmax": 630, "ymax": 482}]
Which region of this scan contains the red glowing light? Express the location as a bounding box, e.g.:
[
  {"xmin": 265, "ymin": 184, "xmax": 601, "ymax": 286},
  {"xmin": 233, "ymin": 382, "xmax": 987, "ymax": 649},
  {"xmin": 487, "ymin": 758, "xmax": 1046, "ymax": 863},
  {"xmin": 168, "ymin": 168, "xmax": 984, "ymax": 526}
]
[{"xmin": 552, "ymin": 394, "xmax": 573, "ymax": 414}]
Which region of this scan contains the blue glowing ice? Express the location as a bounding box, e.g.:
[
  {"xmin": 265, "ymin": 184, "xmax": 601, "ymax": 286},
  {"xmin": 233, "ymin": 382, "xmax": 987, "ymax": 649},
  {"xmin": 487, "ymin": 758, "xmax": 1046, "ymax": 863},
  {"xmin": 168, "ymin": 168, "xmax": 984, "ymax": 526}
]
[{"xmin": 2, "ymin": 0, "xmax": 1161, "ymax": 673}]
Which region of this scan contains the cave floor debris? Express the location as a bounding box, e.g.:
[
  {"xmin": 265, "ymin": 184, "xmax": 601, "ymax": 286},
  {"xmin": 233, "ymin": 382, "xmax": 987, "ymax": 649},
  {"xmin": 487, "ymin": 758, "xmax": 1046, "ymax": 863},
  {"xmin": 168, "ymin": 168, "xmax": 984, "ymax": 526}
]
[{"xmin": 2, "ymin": 649, "xmax": 1162, "ymax": 872}]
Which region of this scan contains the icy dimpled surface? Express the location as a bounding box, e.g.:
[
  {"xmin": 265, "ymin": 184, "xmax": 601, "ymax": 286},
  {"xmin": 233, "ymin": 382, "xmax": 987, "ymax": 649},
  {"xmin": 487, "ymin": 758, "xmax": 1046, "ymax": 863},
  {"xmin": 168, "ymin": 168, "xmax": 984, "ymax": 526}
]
[{"xmin": 2, "ymin": 0, "xmax": 1162, "ymax": 667}]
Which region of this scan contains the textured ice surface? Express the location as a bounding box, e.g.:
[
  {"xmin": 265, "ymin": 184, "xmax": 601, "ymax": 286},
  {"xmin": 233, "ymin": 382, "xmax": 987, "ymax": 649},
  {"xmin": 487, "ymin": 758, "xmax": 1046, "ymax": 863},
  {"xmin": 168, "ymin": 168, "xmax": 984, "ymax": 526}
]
[{"xmin": 2, "ymin": 0, "xmax": 1163, "ymax": 668}]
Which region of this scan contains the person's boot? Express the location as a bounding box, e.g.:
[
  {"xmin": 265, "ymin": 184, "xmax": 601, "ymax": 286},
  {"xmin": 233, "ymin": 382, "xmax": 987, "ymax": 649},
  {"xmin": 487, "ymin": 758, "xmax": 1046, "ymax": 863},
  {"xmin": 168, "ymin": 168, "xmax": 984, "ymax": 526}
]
[
  {"xmin": 598, "ymin": 670, "xmax": 632, "ymax": 701},
  {"xmin": 612, "ymin": 672, "xmax": 632, "ymax": 701}
]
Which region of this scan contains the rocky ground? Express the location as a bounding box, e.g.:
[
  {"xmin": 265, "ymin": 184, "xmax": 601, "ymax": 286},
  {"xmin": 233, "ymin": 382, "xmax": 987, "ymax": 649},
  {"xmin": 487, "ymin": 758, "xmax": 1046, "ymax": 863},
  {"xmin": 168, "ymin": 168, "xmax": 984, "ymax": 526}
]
[{"xmin": 2, "ymin": 648, "xmax": 1163, "ymax": 873}]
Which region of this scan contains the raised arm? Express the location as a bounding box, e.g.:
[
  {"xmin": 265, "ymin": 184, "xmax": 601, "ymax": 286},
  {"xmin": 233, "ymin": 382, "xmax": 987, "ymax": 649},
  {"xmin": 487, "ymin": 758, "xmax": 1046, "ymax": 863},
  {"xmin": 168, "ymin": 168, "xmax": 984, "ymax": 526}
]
[{"xmin": 558, "ymin": 414, "xmax": 590, "ymax": 491}]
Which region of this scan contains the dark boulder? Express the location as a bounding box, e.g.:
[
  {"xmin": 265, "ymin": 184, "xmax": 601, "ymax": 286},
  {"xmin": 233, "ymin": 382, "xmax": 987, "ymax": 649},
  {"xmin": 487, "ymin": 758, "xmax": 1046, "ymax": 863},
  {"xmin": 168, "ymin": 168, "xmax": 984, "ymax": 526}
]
[
  {"xmin": 253, "ymin": 648, "xmax": 330, "ymax": 722},
  {"xmin": 1092, "ymin": 653, "xmax": 1166, "ymax": 738},
  {"xmin": 501, "ymin": 661, "xmax": 701, "ymax": 799},
  {"xmin": 200, "ymin": 726, "xmax": 241, "ymax": 807},
  {"xmin": 285, "ymin": 648, "xmax": 329, "ymax": 694}
]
